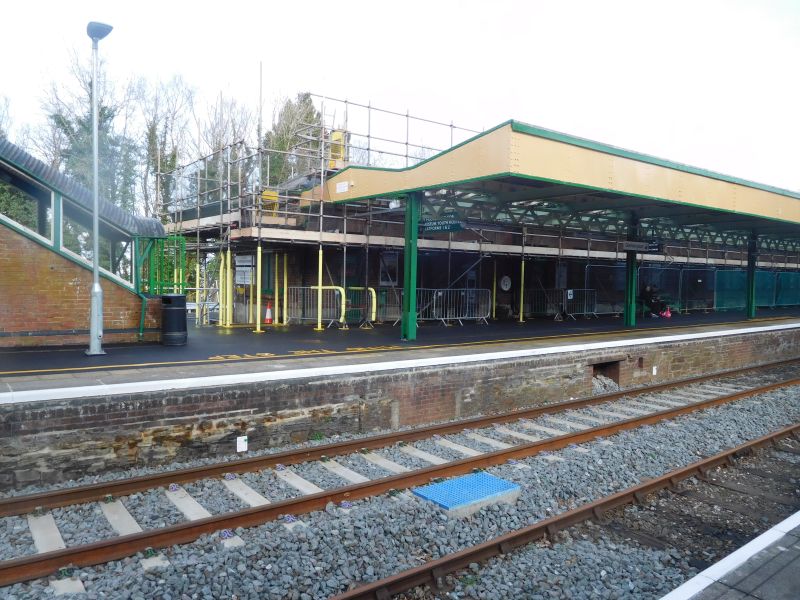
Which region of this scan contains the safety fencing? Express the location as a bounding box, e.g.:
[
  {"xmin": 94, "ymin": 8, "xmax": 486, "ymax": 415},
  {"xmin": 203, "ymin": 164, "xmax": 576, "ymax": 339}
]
[
  {"xmin": 376, "ymin": 287, "xmax": 403, "ymax": 323},
  {"xmin": 679, "ymin": 269, "xmax": 715, "ymax": 312},
  {"xmin": 416, "ymin": 288, "xmax": 491, "ymax": 325},
  {"xmin": 523, "ymin": 289, "xmax": 563, "ymax": 319},
  {"xmin": 584, "ymin": 264, "xmax": 626, "ymax": 315},
  {"xmin": 776, "ymin": 272, "xmax": 800, "ymax": 306},
  {"xmin": 286, "ymin": 286, "xmax": 347, "ymax": 328},
  {"xmin": 639, "ymin": 267, "xmax": 681, "ymax": 312},
  {"xmin": 373, "ymin": 287, "xmax": 490, "ymax": 325},
  {"xmin": 187, "ymin": 286, "xmax": 219, "ymax": 326},
  {"xmin": 524, "ymin": 288, "xmax": 598, "ymax": 320},
  {"xmin": 714, "ymin": 270, "xmax": 774, "ymax": 310},
  {"xmin": 585, "ymin": 264, "xmax": 800, "ymax": 314},
  {"xmin": 562, "ymin": 289, "xmax": 598, "ymax": 320},
  {"xmin": 345, "ymin": 287, "xmax": 377, "ymax": 328}
]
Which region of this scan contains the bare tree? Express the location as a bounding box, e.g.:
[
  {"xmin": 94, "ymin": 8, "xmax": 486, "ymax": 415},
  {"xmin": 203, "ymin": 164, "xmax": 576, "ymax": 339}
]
[
  {"xmin": 0, "ymin": 96, "xmax": 10, "ymax": 140},
  {"xmin": 137, "ymin": 76, "xmax": 194, "ymax": 217},
  {"xmin": 193, "ymin": 93, "xmax": 253, "ymax": 155}
]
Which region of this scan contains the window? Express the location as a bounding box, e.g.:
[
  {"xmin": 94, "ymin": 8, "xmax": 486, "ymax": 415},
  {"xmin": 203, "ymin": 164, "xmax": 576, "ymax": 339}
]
[
  {"xmin": 61, "ymin": 198, "xmax": 134, "ymax": 285},
  {"xmin": 0, "ymin": 164, "xmax": 52, "ymax": 241}
]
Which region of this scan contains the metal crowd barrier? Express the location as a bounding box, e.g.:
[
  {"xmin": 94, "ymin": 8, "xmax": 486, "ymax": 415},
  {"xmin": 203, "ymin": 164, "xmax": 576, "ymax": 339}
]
[
  {"xmin": 374, "ymin": 287, "xmax": 490, "ymax": 325},
  {"xmin": 376, "ymin": 287, "xmax": 403, "ymax": 324},
  {"xmin": 345, "ymin": 287, "xmax": 377, "ymax": 328},
  {"xmin": 523, "ymin": 288, "xmax": 597, "ymax": 320},
  {"xmin": 287, "ymin": 286, "xmax": 347, "ymax": 328},
  {"xmin": 523, "ymin": 289, "xmax": 563, "ymax": 319},
  {"xmin": 562, "ymin": 289, "xmax": 598, "ymax": 320},
  {"xmin": 416, "ymin": 288, "xmax": 491, "ymax": 325}
]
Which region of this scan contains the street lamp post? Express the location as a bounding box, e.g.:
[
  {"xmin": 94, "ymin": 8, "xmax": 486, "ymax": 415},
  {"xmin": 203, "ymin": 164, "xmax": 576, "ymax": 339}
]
[{"xmin": 86, "ymin": 21, "xmax": 112, "ymax": 356}]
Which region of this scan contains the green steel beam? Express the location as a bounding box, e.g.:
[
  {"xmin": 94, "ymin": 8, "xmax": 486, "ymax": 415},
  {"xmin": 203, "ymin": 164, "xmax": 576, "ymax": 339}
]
[
  {"xmin": 624, "ymin": 215, "xmax": 639, "ymax": 328},
  {"xmin": 746, "ymin": 234, "xmax": 758, "ymax": 319},
  {"xmin": 624, "ymin": 251, "xmax": 638, "ymax": 327},
  {"xmin": 401, "ymin": 192, "xmax": 420, "ymax": 341},
  {"xmin": 52, "ymin": 193, "xmax": 62, "ymax": 249}
]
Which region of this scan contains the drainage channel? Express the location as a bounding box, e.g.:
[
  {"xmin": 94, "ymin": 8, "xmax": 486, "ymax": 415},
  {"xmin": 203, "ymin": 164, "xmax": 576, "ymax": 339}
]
[{"xmin": 0, "ymin": 371, "xmax": 798, "ymax": 591}]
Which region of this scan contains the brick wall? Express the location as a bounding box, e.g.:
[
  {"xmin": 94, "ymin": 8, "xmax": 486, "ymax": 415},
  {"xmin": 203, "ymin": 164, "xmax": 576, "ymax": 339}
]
[
  {"xmin": 0, "ymin": 223, "xmax": 161, "ymax": 347},
  {"xmin": 1, "ymin": 326, "xmax": 799, "ymax": 490}
]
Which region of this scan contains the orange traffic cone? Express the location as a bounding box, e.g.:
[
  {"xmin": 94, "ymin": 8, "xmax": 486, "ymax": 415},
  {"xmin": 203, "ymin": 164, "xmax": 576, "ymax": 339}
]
[{"xmin": 264, "ymin": 301, "xmax": 273, "ymax": 325}]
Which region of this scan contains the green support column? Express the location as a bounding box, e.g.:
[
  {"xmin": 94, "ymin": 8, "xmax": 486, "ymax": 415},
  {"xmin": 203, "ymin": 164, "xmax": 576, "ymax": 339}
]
[
  {"xmin": 401, "ymin": 192, "xmax": 420, "ymax": 340},
  {"xmin": 53, "ymin": 193, "xmax": 62, "ymax": 249},
  {"xmin": 624, "ymin": 251, "xmax": 638, "ymax": 327},
  {"xmin": 623, "ymin": 215, "xmax": 639, "ymax": 328},
  {"xmin": 746, "ymin": 234, "xmax": 758, "ymax": 319}
]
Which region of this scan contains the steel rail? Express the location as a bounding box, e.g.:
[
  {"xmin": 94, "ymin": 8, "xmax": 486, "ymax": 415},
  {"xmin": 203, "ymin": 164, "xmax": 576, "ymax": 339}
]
[
  {"xmin": 0, "ymin": 375, "xmax": 798, "ymax": 587},
  {"xmin": 331, "ymin": 423, "xmax": 800, "ymax": 600},
  {"xmin": 1, "ymin": 357, "xmax": 797, "ymax": 519}
]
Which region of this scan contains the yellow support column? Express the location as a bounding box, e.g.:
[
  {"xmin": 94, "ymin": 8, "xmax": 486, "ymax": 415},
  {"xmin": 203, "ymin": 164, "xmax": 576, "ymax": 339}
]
[
  {"xmin": 315, "ymin": 245, "xmax": 324, "ymax": 331},
  {"xmin": 255, "ymin": 246, "xmax": 263, "ymax": 333},
  {"xmin": 248, "ymin": 270, "xmax": 254, "ymax": 324},
  {"xmin": 226, "ymin": 249, "xmax": 233, "ymax": 327},
  {"xmin": 492, "ymin": 259, "xmax": 497, "ymax": 320},
  {"xmin": 218, "ymin": 253, "xmax": 226, "ymax": 327},
  {"xmin": 283, "ymin": 253, "xmax": 288, "ymax": 326},
  {"xmin": 195, "ymin": 263, "xmax": 200, "ymax": 328},
  {"xmin": 518, "ymin": 258, "xmax": 525, "ymax": 323},
  {"xmin": 201, "ymin": 261, "xmax": 207, "ymax": 325},
  {"xmin": 274, "ymin": 252, "xmax": 280, "ymax": 325}
]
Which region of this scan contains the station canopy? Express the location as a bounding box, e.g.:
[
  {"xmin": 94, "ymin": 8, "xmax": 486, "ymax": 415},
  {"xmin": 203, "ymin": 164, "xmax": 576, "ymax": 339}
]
[{"xmin": 313, "ymin": 120, "xmax": 800, "ymax": 251}]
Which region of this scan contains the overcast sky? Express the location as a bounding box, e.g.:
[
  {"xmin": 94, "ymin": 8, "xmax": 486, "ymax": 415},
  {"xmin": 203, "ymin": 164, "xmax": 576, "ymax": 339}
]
[{"xmin": 2, "ymin": 0, "xmax": 799, "ymax": 191}]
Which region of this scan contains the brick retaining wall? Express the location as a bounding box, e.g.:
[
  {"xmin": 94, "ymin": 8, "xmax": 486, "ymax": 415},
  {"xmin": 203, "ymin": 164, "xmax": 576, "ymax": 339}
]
[{"xmin": 1, "ymin": 327, "xmax": 799, "ymax": 490}]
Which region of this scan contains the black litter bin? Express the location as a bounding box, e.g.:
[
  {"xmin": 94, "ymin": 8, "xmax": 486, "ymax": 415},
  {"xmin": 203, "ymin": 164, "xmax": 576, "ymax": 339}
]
[{"xmin": 161, "ymin": 294, "xmax": 187, "ymax": 346}]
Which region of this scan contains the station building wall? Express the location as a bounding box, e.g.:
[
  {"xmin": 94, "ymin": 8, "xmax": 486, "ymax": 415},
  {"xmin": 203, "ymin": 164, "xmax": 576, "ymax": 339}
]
[{"xmin": 0, "ymin": 222, "xmax": 161, "ymax": 347}]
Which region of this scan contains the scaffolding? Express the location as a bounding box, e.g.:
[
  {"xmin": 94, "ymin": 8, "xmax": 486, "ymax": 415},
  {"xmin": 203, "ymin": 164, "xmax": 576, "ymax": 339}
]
[
  {"xmin": 159, "ymin": 96, "xmax": 479, "ymax": 329},
  {"xmin": 158, "ymin": 95, "xmax": 800, "ymax": 331}
]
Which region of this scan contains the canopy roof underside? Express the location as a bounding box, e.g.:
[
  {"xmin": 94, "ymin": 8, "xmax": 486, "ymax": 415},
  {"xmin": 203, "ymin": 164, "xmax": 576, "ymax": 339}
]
[{"xmin": 313, "ymin": 121, "xmax": 800, "ymax": 250}]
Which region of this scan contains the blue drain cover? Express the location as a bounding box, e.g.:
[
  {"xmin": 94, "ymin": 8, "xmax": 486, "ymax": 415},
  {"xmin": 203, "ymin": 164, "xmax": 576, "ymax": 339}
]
[{"xmin": 412, "ymin": 472, "xmax": 520, "ymax": 510}]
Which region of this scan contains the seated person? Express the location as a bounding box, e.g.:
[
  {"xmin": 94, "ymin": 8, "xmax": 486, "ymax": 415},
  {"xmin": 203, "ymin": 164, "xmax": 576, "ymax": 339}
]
[{"xmin": 640, "ymin": 285, "xmax": 670, "ymax": 317}]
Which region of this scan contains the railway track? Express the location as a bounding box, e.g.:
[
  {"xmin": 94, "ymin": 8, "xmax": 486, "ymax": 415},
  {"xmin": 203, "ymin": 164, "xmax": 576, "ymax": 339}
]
[
  {"xmin": 1, "ymin": 360, "xmax": 799, "ymax": 595},
  {"xmin": 370, "ymin": 430, "xmax": 800, "ymax": 600}
]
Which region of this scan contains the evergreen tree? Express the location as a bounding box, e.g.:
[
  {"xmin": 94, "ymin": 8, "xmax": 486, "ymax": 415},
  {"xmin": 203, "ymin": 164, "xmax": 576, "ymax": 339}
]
[{"xmin": 263, "ymin": 93, "xmax": 321, "ymax": 186}]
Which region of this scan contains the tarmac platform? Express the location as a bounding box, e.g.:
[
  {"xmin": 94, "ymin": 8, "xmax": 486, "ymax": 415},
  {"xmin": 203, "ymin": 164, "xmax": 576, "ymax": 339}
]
[
  {"xmin": 2, "ymin": 308, "xmax": 800, "ymax": 402},
  {"xmin": 662, "ymin": 510, "xmax": 800, "ymax": 600}
]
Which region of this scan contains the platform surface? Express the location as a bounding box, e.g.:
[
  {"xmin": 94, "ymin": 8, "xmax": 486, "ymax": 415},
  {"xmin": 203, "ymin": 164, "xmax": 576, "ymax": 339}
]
[
  {"xmin": 661, "ymin": 511, "xmax": 800, "ymax": 600},
  {"xmin": 1, "ymin": 309, "xmax": 799, "ymax": 402}
]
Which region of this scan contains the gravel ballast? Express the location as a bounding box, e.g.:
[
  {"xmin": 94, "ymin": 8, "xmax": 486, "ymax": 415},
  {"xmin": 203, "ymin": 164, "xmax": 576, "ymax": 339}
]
[
  {"xmin": 441, "ymin": 526, "xmax": 691, "ymax": 600},
  {"xmin": 51, "ymin": 503, "xmax": 117, "ymax": 547},
  {"xmin": 0, "ymin": 515, "xmax": 36, "ymax": 561},
  {"xmin": 182, "ymin": 478, "xmax": 247, "ymax": 515},
  {"xmin": 122, "ymin": 488, "xmax": 186, "ymax": 531},
  {"xmin": 238, "ymin": 469, "xmax": 300, "ymax": 502}
]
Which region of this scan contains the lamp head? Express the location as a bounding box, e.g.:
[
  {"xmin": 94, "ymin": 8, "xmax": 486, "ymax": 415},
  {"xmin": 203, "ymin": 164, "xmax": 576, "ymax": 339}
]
[{"xmin": 86, "ymin": 22, "xmax": 113, "ymax": 41}]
